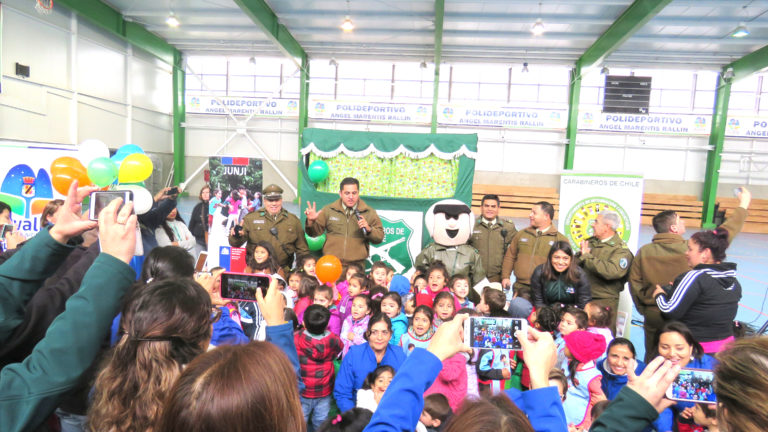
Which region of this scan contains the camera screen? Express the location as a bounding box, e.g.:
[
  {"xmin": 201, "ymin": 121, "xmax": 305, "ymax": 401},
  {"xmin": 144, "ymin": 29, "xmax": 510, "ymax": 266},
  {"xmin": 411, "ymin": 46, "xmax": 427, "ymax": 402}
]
[
  {"xmin": 669, "ymin": 369, "xmax": 716, "ymax": 403},
  {"xmin": 220, "ymin": 273, "xmax": 270, "ymax": 301},
  {"xmin": 91, "ymin": 191, "xmax": 131, "ymax": 219},
  {"xmin": 469, "ymin": 317, "xmax": 523, "ymax": 350}
]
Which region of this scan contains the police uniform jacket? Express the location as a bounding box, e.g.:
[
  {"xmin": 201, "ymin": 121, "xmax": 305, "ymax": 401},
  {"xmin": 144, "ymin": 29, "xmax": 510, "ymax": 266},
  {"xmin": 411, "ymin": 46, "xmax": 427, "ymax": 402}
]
[
  {"xmin": 305, "ymin": 198, "xmax": 384, "ymax": 263},
  {"xmin": 577, "ymin": 233, "xmax": 633, "ymax": 301},
  {"xmin": 470, "ymin": 218, "xmax": 517, "ymax": 282},
  {"xmin": 228, "ymin": 208, "xmax": 308, "ymax": 269}
]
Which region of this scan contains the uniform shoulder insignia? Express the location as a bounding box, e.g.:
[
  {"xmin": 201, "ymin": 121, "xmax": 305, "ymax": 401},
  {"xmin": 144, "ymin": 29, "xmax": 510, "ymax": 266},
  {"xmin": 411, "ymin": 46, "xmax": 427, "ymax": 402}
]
[
  {"xmin": 260, "ymin": 211, "xmax": 265, "ymax": 216},
  {"xmin": 619, "ymin": 257, "xmax": 629, "ymax": 269}
]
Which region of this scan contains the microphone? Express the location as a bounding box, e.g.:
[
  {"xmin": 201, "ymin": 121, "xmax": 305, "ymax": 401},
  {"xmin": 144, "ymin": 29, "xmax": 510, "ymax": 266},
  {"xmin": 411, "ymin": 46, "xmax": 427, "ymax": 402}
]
[{"xmin": 354, "ymin": 209, "xmax": 368, "ymax": 235}]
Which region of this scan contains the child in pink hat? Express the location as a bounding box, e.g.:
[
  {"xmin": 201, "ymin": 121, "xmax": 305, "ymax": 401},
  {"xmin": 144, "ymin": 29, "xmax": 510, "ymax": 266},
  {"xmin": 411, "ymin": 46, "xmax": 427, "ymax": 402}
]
[{"xmin": 562, "ymin": 330, "xmax": 607, "ymax": 430}]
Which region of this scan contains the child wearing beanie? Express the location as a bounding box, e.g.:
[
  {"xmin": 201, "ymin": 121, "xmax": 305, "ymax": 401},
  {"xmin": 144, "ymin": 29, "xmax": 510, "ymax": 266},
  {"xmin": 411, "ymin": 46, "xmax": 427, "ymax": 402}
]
[{"xmin": 562, "ymin": 330, "xmax": 607, "ymax": 430}]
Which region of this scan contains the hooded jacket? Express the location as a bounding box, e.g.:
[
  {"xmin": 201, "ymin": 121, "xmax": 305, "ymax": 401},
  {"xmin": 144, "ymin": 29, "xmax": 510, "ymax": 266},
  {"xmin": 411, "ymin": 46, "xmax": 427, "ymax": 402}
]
[
  {"xmin": 389, "ymin": 312, "xmax": 408, "ymax": 346},
  {"xmin": 294, "ymin": 329, "xmax": 343, "ymax": 398},
  {"xmin": 656, "ymin": 262, "xmax": 741, "ymax": 342}
]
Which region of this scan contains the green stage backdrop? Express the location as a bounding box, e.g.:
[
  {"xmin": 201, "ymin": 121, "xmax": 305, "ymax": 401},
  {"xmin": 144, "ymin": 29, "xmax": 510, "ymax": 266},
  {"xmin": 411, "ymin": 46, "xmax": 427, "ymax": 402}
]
[{"xmin": 299, "ymin": 128, "xmax": 478, "ymax": 274}]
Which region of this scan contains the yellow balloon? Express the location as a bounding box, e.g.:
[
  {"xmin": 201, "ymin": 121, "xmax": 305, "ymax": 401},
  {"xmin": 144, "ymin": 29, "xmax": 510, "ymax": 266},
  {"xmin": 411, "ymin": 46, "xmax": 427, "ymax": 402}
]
[{"xmin": 118, "ymin": 153, "xmax": 153, "ymax": 183}]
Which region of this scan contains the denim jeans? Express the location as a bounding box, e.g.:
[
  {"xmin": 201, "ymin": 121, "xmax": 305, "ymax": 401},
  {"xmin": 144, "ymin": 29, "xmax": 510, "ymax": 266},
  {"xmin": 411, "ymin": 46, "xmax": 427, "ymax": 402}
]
[{"xmin": 300, "ymin": 395, "xmax": 332, "ymax": 430}]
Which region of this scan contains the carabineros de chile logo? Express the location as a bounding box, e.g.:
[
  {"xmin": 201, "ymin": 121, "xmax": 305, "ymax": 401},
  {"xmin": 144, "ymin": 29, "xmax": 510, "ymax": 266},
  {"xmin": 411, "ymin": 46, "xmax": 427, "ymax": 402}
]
[{"xmin": 564, "ymin": 197, "xmax": 631, "ymax": 248}]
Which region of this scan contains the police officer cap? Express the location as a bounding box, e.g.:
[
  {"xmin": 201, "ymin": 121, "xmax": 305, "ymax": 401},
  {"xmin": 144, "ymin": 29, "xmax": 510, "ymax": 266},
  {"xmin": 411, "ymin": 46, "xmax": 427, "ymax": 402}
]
[{"xmin": 263, "ymin": 184, "xmax": 283, "ymax": 200}]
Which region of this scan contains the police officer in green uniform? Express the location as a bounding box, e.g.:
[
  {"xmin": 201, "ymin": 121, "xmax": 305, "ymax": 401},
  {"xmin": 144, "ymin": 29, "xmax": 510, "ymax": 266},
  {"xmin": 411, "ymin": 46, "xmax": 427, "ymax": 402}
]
[
  {"xmin": 228, "ymin": 184, "xmax": 309, "ymax": 273},
  {"xmin": 469, "ymin": 194, "xmax": 517, "ymax": 283},
  {"xmin": 577, "ymin": 210, "xmax": 634, "ymax": 331}
]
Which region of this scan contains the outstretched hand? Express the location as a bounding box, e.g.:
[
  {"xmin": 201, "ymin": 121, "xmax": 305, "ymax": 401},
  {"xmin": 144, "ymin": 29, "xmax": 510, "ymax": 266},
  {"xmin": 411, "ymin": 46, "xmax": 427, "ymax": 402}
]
[
  {"xmin": 49, "ymin": 181, "xmax": 99, "ymax": 245},
  {"xmin": 427, "ymin": 313, "xmax": 472, "ymax": 361},
  {"xmin": 304, "ymin": 201, "xmax": 320, "ymax": 222},
  {"xmin": 627, "ymin": 356, "xmax": 680, "ymax": 413}
]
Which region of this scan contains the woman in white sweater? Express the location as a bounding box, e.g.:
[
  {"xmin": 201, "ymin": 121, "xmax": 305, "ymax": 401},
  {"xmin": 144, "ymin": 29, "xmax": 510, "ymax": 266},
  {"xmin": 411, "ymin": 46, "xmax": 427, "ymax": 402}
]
[{"xmin": 155, "ymin": 206, "xmax": 197, "ymax": 256}]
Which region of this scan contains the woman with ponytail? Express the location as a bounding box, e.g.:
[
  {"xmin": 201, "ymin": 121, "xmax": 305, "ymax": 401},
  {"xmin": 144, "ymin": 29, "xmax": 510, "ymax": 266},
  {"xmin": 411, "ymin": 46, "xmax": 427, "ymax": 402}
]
[
  {"xmin": 87, "ymin": 279, "xmax": 214, "ymax": 432},
  {"xmin": 653, "ymin": 227, "xmax": 742, "ymax": 354}
]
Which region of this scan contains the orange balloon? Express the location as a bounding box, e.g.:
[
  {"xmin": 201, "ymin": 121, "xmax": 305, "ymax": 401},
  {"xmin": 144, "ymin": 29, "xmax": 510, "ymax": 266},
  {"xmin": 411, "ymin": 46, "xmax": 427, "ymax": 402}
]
[
  {"xmin": 316, "ymin": 255, "xmax": 342, "ymax": 284},
  {"xmin": 50, "ymin": 157, "xmax": 91, "ymax": 194}
]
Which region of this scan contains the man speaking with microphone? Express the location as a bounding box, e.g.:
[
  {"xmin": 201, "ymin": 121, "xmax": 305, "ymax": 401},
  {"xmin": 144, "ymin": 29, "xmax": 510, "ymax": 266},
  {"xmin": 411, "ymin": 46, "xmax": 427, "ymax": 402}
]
[{"xmin": 305, "ymin": 177, "xmax": 384, "ymax": 269}]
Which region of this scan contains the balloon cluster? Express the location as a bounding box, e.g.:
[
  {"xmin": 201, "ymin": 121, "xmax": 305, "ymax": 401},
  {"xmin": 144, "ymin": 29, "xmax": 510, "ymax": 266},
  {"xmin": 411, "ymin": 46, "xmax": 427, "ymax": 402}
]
[{"xmin": 50, "ymin": 140, "xmax": 155, "ymax": 214}]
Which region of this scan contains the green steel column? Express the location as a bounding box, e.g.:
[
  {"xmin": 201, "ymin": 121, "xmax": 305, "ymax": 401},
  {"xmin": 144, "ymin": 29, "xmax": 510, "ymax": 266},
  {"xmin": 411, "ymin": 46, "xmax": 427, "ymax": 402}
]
[
  {"xmin": 564, "ymin": 66, "xmax": 582, "ymax": 169},
  {"xmin": 172, "ymin": 52, "xmax": 186, "ymax": 186},
  {"xmin": 298, "ymin": 54, "xmax": 310, "ymax": 198},
  {"xmin": 430, "ymin": 0, "xmax": 445, "ymax": 133},
  {"xmin": 701, "ymin": 73, "xmax": 731, "ymax": 228}
]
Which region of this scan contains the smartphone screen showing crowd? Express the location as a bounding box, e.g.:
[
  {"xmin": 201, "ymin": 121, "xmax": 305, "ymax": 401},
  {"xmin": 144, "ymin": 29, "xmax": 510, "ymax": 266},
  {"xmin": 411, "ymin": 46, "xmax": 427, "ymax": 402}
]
[
  {"xmin": 88, "ymin": 191, "xmax": 133, "ymax": 221},
  {"xmin": 665, "ymin": 368, "xmax": 716, "ymax": 404},
  {"xmin": 219, "ymin": 272, "xmax": 272, "ymax": 302},
  {"xmin": 464, "ymin": 316, "xmax": 527, "ymax": 351}
]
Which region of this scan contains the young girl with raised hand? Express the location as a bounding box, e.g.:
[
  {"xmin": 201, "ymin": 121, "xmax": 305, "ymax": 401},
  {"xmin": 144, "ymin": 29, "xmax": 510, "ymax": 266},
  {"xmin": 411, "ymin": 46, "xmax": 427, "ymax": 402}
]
[
  {"xmin": 450, "ymin": 275, "xmax": 474, "ymax": 309},
  {"xmin": 399, "ymin": 305, "xmax": 435, "ymax": 355},
  {"xmin": 340, "ymin": 294, "xmax": 372, "ymax": 357},
  {"xmin": 433, "ymin": 291, "xmax": 457, "ymax": 328},
  {"xmin": 355, "ymin": 365, "xmax": 395, "ymax": 412},
  {"xmin": 369, "ymin": 261, "xmax": 390, "ymax": 288},
  {"xmin": 585, "ymin": 302, "xmax": 614, "ymax": 353},
  {"xmin": 340, "ymin": 274, "xmax": 368, "ymax": 323},
  {"xmin": 562, "ymin": 330, "xmax": 607, "ymax": 431},
  {"xmin": 380, "ymin": 292, "xmax": 408, "ymax": 345},
  {"xmin": 596, "ymin": 338, "xmax": 645, "ymax": 400}
]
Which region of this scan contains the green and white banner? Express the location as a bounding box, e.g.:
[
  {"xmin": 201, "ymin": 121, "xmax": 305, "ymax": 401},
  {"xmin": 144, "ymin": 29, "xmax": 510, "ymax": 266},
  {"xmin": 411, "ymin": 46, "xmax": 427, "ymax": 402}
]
[
  {"xmin": 558, "ymin": 172, "xmax": 644, "ymax": 338},
  {"xmin": 367, "ymin": 210, "xmax": 424, "ymax": 277}
]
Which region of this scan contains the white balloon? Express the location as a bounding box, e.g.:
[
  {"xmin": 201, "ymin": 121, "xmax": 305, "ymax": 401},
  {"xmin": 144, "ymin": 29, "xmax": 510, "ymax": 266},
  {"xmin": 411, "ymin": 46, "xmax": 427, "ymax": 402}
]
[
  {"xmin": 119, "ymin": 185, "xmax": 153, "ymax": 215},
  {"xmin": 79, "ymin": 139, "xmax": 110, "ymax": 166}
]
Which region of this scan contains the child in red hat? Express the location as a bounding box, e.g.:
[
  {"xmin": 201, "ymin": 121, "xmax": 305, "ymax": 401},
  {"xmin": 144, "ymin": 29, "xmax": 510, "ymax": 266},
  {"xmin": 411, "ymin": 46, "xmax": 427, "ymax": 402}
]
[{"xmin": 562, "ymin": 330, "xmax": 607, "ymax": 431}]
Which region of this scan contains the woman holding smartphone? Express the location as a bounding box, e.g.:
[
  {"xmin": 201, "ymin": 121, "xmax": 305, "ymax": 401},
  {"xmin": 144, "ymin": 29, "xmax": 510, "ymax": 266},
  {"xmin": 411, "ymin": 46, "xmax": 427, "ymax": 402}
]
[{"xmin": 652, "ymin": 321, "xmax": 716, "ymax": 432}]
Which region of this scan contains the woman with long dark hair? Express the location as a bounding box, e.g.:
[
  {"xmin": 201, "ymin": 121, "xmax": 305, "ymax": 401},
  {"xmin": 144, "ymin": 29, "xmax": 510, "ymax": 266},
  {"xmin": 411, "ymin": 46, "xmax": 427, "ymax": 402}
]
[
  {"xmin": 531, "ymin": 241, "xmax": 591, "ymax": 309},
  {"xmin": 155, "ymin": 205, "xmax": 197, "ymax": 256},
  {"xmin": 88, "ymin": 279, "xmax": 214, "ymax": 432},
  {"xmin": 188, "ymin": 185, "xmax": 210, "ymax": 249}
]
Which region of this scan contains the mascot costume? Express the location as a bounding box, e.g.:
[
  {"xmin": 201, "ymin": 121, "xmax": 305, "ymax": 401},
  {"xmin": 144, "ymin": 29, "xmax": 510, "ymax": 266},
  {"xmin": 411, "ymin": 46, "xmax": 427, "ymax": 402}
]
[{"xmin": 414, "ymin": 199, "xmax": 486, "ymax": 304}]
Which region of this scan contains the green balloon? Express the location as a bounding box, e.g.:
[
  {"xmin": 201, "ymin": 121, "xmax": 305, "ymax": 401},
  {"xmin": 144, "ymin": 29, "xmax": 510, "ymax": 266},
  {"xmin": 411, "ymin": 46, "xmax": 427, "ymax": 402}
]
[
  {"xmin": 305, "ymin": 232, "xmax": 326, "ymax": 251},
  {"xmin": 307, "ymin": 160, "xmax": 330, "ymax": 183},
  {"xmin": 87, "ymin": 157, "xmax": 119, "ymax": 187}
]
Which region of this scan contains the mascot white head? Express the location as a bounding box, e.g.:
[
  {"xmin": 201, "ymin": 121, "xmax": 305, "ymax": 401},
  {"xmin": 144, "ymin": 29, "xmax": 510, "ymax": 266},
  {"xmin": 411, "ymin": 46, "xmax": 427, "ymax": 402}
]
[{"xmin": 425, "ymin": 199, "xmax": 475, "ymax": 246}]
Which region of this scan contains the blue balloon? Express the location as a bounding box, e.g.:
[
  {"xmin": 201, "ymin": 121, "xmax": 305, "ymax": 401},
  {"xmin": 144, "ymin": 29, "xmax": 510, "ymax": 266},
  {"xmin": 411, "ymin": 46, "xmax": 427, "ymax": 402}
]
[{"xmin": 113, "ymin": 144, "xmax": 144, "ymax": 162}]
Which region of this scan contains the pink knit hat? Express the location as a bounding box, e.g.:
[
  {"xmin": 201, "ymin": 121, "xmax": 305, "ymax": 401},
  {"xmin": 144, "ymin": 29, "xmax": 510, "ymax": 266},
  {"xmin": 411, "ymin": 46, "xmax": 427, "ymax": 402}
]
[{"xmin": 564, "ymin": 331, "xmax": 606, "ymax": 363}]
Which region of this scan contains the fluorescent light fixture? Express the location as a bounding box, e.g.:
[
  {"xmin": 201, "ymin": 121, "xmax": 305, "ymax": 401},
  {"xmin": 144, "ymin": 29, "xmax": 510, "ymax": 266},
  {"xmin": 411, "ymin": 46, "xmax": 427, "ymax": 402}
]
[
  {"xmin": 165, "ymin": 12, "xmax": 180, "ymax": 28},
  {"xmin": 530, "ymin": 18, "xmax": 545, "ymax": 36},
  {"xmin": 341, "ymin": 16, "xmax": 355, "ymax": 32},
  {"xmin": 731, "ymin": 22, "xmax": 749, "ymax": 38}
]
